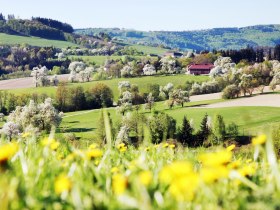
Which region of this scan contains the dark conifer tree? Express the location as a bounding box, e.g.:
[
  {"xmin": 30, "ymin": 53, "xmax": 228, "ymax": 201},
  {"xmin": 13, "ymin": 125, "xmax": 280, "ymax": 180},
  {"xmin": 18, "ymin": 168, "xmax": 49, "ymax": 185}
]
[{"xmin": 177, "ymin": 116, "xmax": 193, "ymax": 146}]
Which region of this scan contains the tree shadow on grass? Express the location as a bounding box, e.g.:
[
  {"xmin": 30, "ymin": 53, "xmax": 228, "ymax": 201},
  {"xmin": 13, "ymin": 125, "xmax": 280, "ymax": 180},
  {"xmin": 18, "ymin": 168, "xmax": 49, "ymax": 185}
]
[
  {"xmin": 66, "ymin": 121, "xmax": 80, "ymax": 124},
  {"xmin": 64, "ymin": 128, "xmax": 95, "ymax": 133}
]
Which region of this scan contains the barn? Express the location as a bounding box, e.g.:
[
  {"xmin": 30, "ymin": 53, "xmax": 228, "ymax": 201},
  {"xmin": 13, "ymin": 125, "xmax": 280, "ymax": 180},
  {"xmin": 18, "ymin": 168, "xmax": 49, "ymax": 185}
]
[{"xmin": 188, "ymin": 64, "xmax": 215, "ymax": 75}]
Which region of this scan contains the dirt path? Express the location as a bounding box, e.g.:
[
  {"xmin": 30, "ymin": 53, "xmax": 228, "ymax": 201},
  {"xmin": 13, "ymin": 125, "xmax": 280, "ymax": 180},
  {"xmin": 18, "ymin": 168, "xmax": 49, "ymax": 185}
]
[
  {"xmin": 0, "ymin": 74, "xmax": 69, "ymax": 90},
  {"xmin": 200, "ymin": 94, "xmax": 280, "ymax": 108}
]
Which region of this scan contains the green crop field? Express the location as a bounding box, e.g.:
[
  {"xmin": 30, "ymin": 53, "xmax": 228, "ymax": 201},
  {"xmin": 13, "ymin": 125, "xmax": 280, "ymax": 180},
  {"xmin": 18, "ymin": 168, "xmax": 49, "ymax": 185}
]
[
  {"xmin": 0, "ymin": 33, "xmax": 79, "ymax": 48},
  {"xmin": 9, "ymin": 74, "xmax": 209, "ymax": 101},
  {"xmin": 60, "ymin": 97, "xmax": 280, "ymax": 141}
]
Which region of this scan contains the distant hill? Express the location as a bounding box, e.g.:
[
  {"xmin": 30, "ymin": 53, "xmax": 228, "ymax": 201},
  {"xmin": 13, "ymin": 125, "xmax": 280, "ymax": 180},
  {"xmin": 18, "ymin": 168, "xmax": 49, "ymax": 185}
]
[
  {"xmin": 75, "ymin": 25, "xmax": 280, "ymax": 51},
  {"xmin": 0, "ymin": 16, "xmax": 108, "ymax": 49},
  {"xmin": 0, "ymin": 33, "xmax": 79, "ymax": 48}
]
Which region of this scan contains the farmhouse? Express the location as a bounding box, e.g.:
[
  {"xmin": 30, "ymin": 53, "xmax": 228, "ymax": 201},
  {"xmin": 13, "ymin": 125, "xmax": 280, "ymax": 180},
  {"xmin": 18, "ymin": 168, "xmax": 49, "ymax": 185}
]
[
  {"xmin": 188, "ymin": 64, "xmax": 214, "ymax": 75},
  {"xmin": 163, "ymin": 51, "xmax": 184, "ymax": 58}
]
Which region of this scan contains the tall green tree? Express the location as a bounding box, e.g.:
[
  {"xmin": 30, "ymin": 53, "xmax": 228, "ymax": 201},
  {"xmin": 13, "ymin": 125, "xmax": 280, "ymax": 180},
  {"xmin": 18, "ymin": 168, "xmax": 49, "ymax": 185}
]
[
  {"xmin": 212, "ymin": 114, "xmax": 226, "ymax": 144},
  {"xmin": 197, "ymin": 113, "xmax": 211, "ymax": 146},
  {"xmin": 177, "ymin": 116, "xmax": 193, "ymax": 146}
]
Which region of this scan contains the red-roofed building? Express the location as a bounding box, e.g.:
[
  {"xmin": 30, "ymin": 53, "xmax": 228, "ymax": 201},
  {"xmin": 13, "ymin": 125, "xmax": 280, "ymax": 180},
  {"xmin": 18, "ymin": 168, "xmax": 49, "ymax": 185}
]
[{"xmin": 188, "ymin": 64, "xmax": 214, "ymax": 75}]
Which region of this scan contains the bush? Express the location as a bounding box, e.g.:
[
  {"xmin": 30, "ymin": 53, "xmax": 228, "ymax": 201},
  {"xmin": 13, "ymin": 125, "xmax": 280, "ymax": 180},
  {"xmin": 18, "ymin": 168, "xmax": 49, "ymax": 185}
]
[
  {"xmin": 148, "ymin": 112, "xmax": 176, "ymax": 144},
  {"xmin": 227, "ymin": 122, "xmax": 239, "ymax": 138},
  {"xmin": 222, "ymin": 85, "xmax": 241, "ymax": 99}
]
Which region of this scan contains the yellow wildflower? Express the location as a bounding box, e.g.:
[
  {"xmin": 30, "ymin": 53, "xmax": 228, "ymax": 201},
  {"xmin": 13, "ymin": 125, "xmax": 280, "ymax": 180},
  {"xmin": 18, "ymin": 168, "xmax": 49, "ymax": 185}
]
[
  {"xmin": 41, "ymin": 138, "xmax": 60, "ymax": 151},
  {"xmin": 228, "ymin": 159, "xmax": 242, "ymax": 170},
  {"xmin": 200, "ymin": 166, "xmax": 229, "ymax": 183},
  {"xmin": 199, "ymin": 150, "xmax": 232, "ymax": 167},
  {"xmin": 169, "ymin": 173, "xmax": 199, "ymax": 201},
  {"xmin": 0, "ymin": 143, "xmax": 19, "ymax": 164},
  {"xmin": 50, "ymin": 141, "xmax": 60, "ymax": 151},
  {"xmin": 139, "ymin": 170, "xmax": 152, "ymax": 186},
  {"xmin": 117, "ymin": 143, "xmax": 127, "ymax": 152},
  {"xmin": 86, "ymin": 149, "xmax": 103, "ymax": 159},
  {"xmin": 252, "ymin": 134, "xmax": 266, "ymax": 145},
  {"xmin": 238, "ymin": 163, "xmax": 257, "ymax": 177},
  {"xmin": 159, "ymin": 161, "xmax": 193, "ymax": 185},
  {"xmin": 163, "ymin": 143, "xmax": 169, "ymax": 148},
  {"xmin": 112, "ymin": 174, "xmax": 127, "ymax": 195},
  {"xmin": 89, "ymin": 143, "xmax": 98, "ymax": 149},
  {"xmin": 226, "ymin": 144, "xmax": 236, "ymax": 152},
  {"xmin": 21, "ymin": 132, "xmax": 31, "ymax": 138},
  {"xmin": 169, "ymin": 144, "xmax": 176, "ymax": 149},
  {"xmin": 54, "ymin": 174, "xmax": 72, "ymax": 195},
  {"xmin": 111, "ymin": 167, "xmax": 119, "ymax": 173}
]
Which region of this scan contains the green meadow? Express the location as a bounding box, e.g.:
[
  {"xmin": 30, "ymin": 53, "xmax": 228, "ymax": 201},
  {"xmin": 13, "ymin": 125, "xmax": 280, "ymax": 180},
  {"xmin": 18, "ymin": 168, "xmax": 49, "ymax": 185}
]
[
  {"xmin": 9, "ymin": 74, "xmax": 209, "ymax": 101},
  {"xmin": 0, "ymin": 33, "xmax": 79, "ymax": 48}
]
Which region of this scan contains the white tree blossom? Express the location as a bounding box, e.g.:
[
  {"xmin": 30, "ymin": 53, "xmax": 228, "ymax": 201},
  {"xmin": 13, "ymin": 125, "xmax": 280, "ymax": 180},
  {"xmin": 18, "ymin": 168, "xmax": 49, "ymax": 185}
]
[
  {"xmin": 117, "ymin": 91, "xmax": 132, "ymax": 115},
  {"xmin": 121, "ymin": 65, "xmax": 134, "ymax": 77},
  {"xmin": 143, "ymin": 64, "xmax": 156, "ymax": 76},
  {"xmin": 160, "ymin": 56, "xmax": 178, "ymax": 74},
  {"xmin": 5, "ymin": 98, "xmax": 62, "ymax": 134},
  {"xmin": 31, "ymin": 66, "xmax": 49, "ymax": 87},
  {"xmin": 118, "ymin": 81, "xmax": 131, "ymax": 93},
  {"xmin": 1, "ymin": 122, "xmax": 20, "ymax": 141},
  {"xmin": 144, "ymin": 93, "xmax": 155, "ymax": 111},
  {"xmin": 210, "ymin": 56, "xmax": 236, "ymax": 78}
]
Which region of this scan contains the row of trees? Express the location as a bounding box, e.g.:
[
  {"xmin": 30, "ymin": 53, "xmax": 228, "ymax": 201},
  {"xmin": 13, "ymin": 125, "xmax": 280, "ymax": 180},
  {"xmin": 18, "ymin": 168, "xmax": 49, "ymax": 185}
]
[
  {"xmin": 0, "ymin": 45, "xmax": 70, "ymax": 74},
  {"xmin": 98, "ymin": 110, "xmax": 239, "ymax": 147}
]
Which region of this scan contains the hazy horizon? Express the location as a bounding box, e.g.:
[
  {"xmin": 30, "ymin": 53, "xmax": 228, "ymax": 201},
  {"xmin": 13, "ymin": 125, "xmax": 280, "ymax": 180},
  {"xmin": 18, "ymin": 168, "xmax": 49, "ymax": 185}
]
[{"xmin": 1, "ymin": 0, "xmax": 280, "ymax": 31}]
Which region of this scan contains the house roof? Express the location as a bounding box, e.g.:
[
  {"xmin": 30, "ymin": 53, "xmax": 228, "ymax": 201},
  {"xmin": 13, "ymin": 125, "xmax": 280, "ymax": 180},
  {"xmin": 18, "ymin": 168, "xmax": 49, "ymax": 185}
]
[{"xmin": 189, "ymin": 64, "xmax": 214, "ymax": 70}]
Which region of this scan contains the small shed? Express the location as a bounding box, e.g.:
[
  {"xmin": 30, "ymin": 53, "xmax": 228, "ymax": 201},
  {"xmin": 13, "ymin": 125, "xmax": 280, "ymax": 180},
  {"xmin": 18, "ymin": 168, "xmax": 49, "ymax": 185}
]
[{"xmin": 188, "ymin": 64, "xmax": 214, "ymax": 75}]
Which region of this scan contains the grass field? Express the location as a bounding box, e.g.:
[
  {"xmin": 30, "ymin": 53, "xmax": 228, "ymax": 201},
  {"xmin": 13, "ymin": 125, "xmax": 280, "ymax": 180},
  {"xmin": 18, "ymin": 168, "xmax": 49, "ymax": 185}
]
[
  {"xmin": 9, "ymin": 74, "xmax": 209, "ymax": 101},
  {"xmin": 60, "ymin": 97, "xmax": 280, "ymax": 141},
  {"xmin": 0, "ymin": 33, "xmax": 79, "ymax": 48},
  {"xmin": 70, "ymin": 55, "xmax": 146, "ymax": 66}
]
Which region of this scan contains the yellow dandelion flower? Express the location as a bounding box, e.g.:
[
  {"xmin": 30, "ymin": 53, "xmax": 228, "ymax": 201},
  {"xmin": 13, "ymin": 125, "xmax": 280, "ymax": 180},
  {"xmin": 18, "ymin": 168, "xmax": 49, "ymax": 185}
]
[
  {"xmin": 89, "ymin": 143, "xmax": 98, "ymax": 149},
  {"xmin": 226, "ymin": 144, "xmax": 236, "ymax": 152},
  {"xmin": 139, "ymin": 170, "xmax": 152, "ymax": 186},
  {"xmin": 119, "ymin": 146, "xmax": 127, "ymax": 153},
  {"xmin": 163, "ymin": 143, "xmax": 169, "ymax": 148},
  {"xmin": 0, "ymin": 143, "xmax": 19, "ymax": 165},
  {"xmin": 50, "ymin": 141, "xmax": 60, "ymax": 151},
  {"xmin": 169, "ymin": 144, "xmax": 176, "ymax": 149},
  {"xmin": 228, "ymin": 159, "xmax": 242, "ymax": 170},
  {"xmin": 159, "ymin": 161, "xmax": 193, "ymax": 185},
  {"xmin": 117, "ymin": 143, "xmax": 126, "ymax": 150},
  {"xmin": 116, "ymin": 143, "xmax": 127, "ymax": 152},
  {"xmin": 200, "ymin": 166, "xmax": 229, "ymax": 183},
  {"xmin": 41, "ymin": 138, "xmax": 60, "ymax": 151},
  {"xmin": 54, "ymin": 174, "xmax": 72, "ymax": 195},
  {"xmin": 252, "ymin": 134, "xmax": 266, "ymax": 145},
  {"xmin": 112, "ymin": 174, "xmax": 127, "ymax": 195},
  {"xmin": 111, "ymin": 167, "xmax": 119, "ymax": 173},
  {"xmin": 169, "ymin": 173, "xmax": 199, "ymax": 201},
  {"xmin": 246, "ymin": 159, "xmax": 252, "ymax": 164},
  {"xmin": 199, "ymin": 150, "xmax": 232, "ymax": 167},
  {"xmin": 238, "ymin": 163, "xmax": 257, "ymax": 177},
  {"xmin": 21, "ymin": 132, "xmax": 31, "ymax": 138},
  {"xmin": 86, "ymin": 149, "xmax": 103, "ymax": 159}
]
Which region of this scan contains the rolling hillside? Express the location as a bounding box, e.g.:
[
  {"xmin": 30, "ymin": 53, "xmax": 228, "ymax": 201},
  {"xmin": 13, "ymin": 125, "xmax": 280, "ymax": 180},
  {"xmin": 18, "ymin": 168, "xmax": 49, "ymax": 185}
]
[
  {"xmin": 75, "ymin": 25, "xmax": 280, "ymax": 51},
  {"xmin": 0, "ymin": 33, "xmax": 79, "ymax": 48}
]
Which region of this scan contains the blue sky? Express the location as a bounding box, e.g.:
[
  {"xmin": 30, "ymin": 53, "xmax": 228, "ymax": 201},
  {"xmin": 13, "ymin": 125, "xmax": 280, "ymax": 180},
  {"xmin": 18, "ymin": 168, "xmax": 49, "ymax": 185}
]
[{"xmin": 1, "ymin": 0, "xmax": 279, "ymax": 31}]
